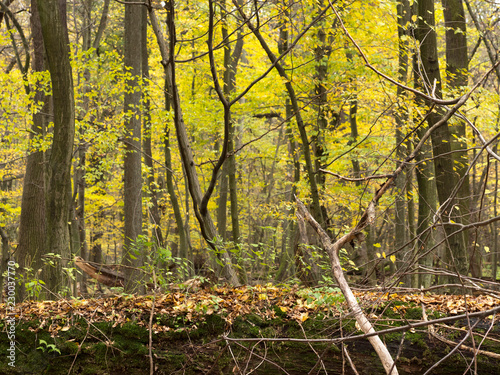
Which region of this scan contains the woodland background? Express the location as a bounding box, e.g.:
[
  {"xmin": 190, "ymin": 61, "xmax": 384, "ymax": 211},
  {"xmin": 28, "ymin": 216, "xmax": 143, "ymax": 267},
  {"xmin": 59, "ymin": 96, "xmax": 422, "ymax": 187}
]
[{"xmin": 0, "ymin": 0, "xmax": 499, "ymax": 299}]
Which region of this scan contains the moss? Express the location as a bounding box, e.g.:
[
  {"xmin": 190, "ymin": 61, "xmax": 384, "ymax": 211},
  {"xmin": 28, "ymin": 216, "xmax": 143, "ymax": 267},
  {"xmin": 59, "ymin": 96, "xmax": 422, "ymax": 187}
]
[
  {"xmin": 405, "ymin": 307, "xmax": 423, "ymax": 320},
  {"xmin": 2, "ymin": 308, "xmax": 499, "ymax": 374}
]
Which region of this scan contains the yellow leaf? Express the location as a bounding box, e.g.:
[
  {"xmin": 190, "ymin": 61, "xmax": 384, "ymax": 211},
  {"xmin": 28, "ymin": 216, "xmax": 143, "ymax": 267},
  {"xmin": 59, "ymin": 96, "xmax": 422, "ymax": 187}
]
[
  {"xmin": 376, "ymin": 253, "xmax": 381, "ymax": 258},
  {"xmin": 390, "ymin": 255, "xmax": 396, "ymax": 263},
  {"xmin": 382, "ymin": 252, "xmax": 386, "ymax": 259},
  {"xmin": 374, "ymin": 243, "xmax": 381, "ymax": 248}
]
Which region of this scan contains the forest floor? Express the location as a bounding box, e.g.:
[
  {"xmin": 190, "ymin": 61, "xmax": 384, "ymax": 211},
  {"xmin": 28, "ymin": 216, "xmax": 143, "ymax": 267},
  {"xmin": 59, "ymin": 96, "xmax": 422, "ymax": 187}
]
[{"xmin": 1, "ymin": 283, "xmax": 499, "ymax": 374}]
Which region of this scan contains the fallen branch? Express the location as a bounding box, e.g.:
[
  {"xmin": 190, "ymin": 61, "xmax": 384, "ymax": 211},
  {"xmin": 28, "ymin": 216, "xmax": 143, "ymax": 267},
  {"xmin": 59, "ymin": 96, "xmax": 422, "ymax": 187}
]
[
  {"xmin": 432, "ymin": 330, "xmax": 500, "ymax": 360},
  {"xmin": 296, "ymin": 197, "xmax": 399, "ymax": 375},
  {"xmin": 74, "ymin": 256, "xmax": 125, "ymax": 288},
  {"xmin": 222, "ymin": 304, "xmax": 500, "ymax": 345}
]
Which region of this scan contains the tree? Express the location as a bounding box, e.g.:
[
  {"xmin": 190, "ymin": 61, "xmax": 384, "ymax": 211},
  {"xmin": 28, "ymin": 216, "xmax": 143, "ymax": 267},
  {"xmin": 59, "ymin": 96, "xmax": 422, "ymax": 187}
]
[
  {"xmin": 122, "ymin": 0, "xmax": 144, "ymax": 293},
  {"xmin": 16, "ymin": 0, "xmax": 47, "ymax": 299},
  {"xmin": 442, "ymin": 0, "xmax": 473, "ymax": 275},
  {"xmin": 149, "ymin": 2, "xmax": 240, "ymax": 285},
  {"xmin": 36, "ymin": 0, "xmax": 75, "ymax": 295},
  {"xmin": 415, "ymin": 0, "xmax": 468, "ymax": 283},
  {"xmin": 394, "ymin": 0, "xmax": 411, "ymax": 286}
]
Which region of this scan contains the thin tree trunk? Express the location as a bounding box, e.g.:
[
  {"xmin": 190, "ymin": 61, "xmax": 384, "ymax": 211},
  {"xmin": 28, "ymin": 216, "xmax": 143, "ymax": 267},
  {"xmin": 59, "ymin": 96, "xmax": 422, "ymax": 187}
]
[
  {"xmin": 275, "ymin": 3, "xmax": 299, "ymax": 282},
  {"xmin": 296, "ymin": 198, "xmax": 398, "ymax": 375},
  {"xmin": 122, "ymin": 0, "xmax": 144, "ymax": 293},
  {"xmin": 149, "ymin": 4, "xmax": 239, "ymax": 285},
  {"xmin": 234, "ymin": 1, "xmax": 326, "ymax": 227},
  {"xmin": 142, "ymin": 4, "xmax": 163, "ymax": 248},
  {"xmin": 220, "ymin": 0, "xmax": 245, "ymax": 281},
  {"xmin": 395, "ymin": 0, "xmax": 411, "ymax": 285},
  {"xmin": 492, "ymin": 140, "xmax": 498, "ymax": 281}
]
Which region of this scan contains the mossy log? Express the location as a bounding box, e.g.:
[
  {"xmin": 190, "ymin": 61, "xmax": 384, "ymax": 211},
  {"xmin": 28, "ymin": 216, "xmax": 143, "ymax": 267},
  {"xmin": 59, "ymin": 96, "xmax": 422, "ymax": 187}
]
[{"xmin": 1, "ymin": 309, "xmax": 499, "ymax": 374}]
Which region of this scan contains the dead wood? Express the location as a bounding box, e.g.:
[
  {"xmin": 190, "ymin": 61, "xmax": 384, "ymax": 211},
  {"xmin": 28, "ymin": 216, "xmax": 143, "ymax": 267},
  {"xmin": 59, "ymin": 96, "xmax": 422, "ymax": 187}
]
[{"xmin": 74, "ymin": 256, "xmax": 125, "ymax": 288}]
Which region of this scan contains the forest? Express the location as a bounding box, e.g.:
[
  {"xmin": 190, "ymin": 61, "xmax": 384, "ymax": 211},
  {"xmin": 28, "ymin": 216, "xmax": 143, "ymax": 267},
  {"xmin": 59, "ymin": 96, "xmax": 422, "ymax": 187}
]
[{"xmin": 0, "ymin": 0, "xmax": 500, "ymax": 374}]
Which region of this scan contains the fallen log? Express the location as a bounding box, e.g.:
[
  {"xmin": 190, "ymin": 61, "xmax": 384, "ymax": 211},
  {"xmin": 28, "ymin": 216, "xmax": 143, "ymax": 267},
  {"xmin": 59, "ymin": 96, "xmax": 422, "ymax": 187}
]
[{"xmin": 74, "ymin": 256, "xmax": 125, "ymax": 288}]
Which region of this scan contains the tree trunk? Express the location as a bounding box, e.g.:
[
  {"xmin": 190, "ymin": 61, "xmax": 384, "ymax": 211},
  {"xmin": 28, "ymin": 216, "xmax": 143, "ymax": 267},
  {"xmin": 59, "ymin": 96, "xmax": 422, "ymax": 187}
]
[
  {"xmin": 394, "ymin": 0, "xmax": 411, "ymax": 285},
  {"xmin": 149, "ymin": 3, "xmax": 240, "ymax": 285},
  {"xmin": 441, "ymin": 0, "xmax": 473, "ymax": 276},
  {"xmin": 221, "ymin": 0, "xmax": 245, "ymax": 281},
  {"xmin": 122, "ymin": 0, "xmax": 144, "ymax": 293},
  {"xmin": 142, "ymin": 4, "xmax": 164, "ymax": 248},
  {"xmin": 276, "ymin": 7, "xmax": 299, "ymax": 282},
  {"xmin": 234, "ymin": 1, "xmax": 326, "ymax": 228},
  {"xmin": 36, "ymin": 0, "xmax": 75, "ymax": 295},
  {"xmin": 416, "ymin": 0, "xmax": 468, "ymax": 283},
  {"xmin": 16, "ymin": 0, "xmax": 47, "ymax": 300}
]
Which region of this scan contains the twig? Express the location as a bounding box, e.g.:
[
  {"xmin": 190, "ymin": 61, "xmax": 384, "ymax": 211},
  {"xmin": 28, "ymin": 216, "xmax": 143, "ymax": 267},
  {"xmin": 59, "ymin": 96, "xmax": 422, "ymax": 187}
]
[
  {"xmin": 342, "ymin": 344, "xmax": 360, "ymax": 375},
  {"xmin": 222, "ymin": 304, "xmax": 500, "ymax": 345},
  {"xmin": 148, "ymin": 271, "xmax": 158, "ymax": 375},
  {"xmin": 299, "ymin": 323, "xmax": 328, "ymax": 375},
  {"xmin": 422, "ymin": 320, "xmax": 481, "ymax": 375},
  {"xmin": 431, "ymin": 329, "xmax": 500, "ymax": 360},
  {"xmin": 320, "ymin": 169, "xmax": 394, "ymax": 182},
  {"xmin": 226, "ymin": 340, "xmax": 292, "ymax": 375}
]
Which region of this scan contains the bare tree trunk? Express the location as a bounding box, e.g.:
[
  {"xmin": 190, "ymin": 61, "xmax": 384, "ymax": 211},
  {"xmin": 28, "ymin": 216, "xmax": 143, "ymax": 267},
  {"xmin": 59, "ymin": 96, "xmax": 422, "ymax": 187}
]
[
  {"xmin": 122, "ymin": 0, "xmax": 144, "ymax": 293},
  {"xmin": 441, "ymin": 0, "xmax": 473, "ymax": 276},
  {"xmin": 149, "ymin": 3, "xmax": 239, "ymax": 285},
  {"xmin": 492, "ymin": 142, "xmax": 499, "ymax": 281},
  {"xmin": 142, "ymin": 4, "xmax": 163, "ymax": 248},
  {"xmin": 16, "ymin": 0, "xmax": 47, "ymax": 300},
  {"xmin": 36, "ymin": 0, "xmax": 75, "ymax": 295},
  {"xmin": 394, "ymin": 0, "xmax": 411, "ymax": 285},
  {"xmin": 234, "ymin": 1, "xmax": 326, "ymax": 228},
  {"xmin": 416, "ymin": 0, "xmax": 468, "ymax": 283}
]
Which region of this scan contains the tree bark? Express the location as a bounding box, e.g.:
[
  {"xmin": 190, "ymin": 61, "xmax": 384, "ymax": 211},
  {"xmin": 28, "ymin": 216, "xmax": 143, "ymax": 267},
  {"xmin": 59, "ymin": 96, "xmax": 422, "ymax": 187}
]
[
  {"xmin": 276, "ymin": 7, "xmax": 299, "ymax": 281},
  {"xmin": 296, "ymin": 198, "xmax": 399, "ymax": 375},
  {"xmin": 416, "ymin": 0, "xmax": 468, "ymax": 282},
  {"xmin": 394, "ymin": 0, "xmax": 411, "ymax": 285},
  {"xmin": 122, "ymin": 0, "xmax": 144, "ymax": 293},
  {"xmin": 142, "ymin": 4, "xmax": 164, "ymax": 248},
  {"xmin": 16, "ymin": 0, "xmax": 47, "ymax": 300},
  {"xmin": 441, "ymin": 0, "xmax": 473, "ymax": 276},
  {"xmin": 36, "ymin": 0, "xmax": 75, "ymax": 295}
]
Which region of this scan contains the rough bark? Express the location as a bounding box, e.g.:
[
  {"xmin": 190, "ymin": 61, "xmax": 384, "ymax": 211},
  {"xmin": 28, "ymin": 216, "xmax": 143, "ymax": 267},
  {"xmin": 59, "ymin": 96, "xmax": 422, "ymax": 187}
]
[
  {"xmin": 16, "ymin": 0, "xmax": 47, "ymax": 300},
  {"xmin": 36, "ymin": 0, "xmax": 75, "ymax": 295},
  {"xmin": 441, "ymin": 0, "xmax": 473, "ymax": 276},
  {"xmin": 416, "ymin": 0, "xmax": 468, "ymax": 282}
]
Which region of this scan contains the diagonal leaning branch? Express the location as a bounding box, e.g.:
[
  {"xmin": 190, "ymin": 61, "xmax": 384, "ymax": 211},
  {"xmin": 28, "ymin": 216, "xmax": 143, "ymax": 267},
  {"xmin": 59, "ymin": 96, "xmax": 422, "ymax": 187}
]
[
  {"xmin": 295, "ymin": 197, "xmax": 399, "ymax": 375},
  {"xmin": 293, "ymin": 53, "xmax": 499, "ymax": 373}
]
